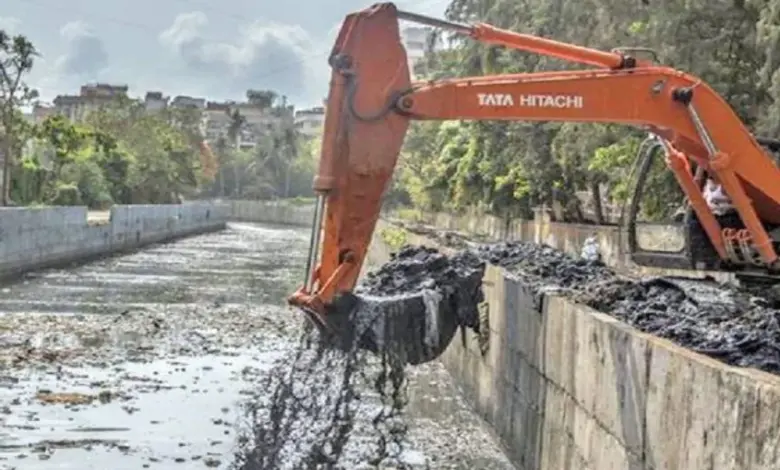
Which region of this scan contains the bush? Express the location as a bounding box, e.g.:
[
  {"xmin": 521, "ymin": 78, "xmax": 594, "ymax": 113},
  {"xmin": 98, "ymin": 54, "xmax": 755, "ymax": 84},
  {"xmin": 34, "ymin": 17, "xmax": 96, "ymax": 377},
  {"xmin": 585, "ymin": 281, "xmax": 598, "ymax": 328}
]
[{"xmin": 48, "ymin": 183, "xmax": 82, "ymax": 206}]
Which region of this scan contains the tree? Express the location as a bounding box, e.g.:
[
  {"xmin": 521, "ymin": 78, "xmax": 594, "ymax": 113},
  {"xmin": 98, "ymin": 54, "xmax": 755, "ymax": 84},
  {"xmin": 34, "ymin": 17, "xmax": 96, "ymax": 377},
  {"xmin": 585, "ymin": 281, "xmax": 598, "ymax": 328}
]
[
  {"xmin": 226, "ymin": 108, "xmax": 246, "ymax": 197},
  {"xmin": 246, "ymin": 89, "xmax": 278, "ymax": 110},
  {"xmin": 0, "ymin": 30, "xmax": 38, "ymax": 205},
  {"xmin": 388, "ymin": 0, "xmax": 780, "ymax": 224}
]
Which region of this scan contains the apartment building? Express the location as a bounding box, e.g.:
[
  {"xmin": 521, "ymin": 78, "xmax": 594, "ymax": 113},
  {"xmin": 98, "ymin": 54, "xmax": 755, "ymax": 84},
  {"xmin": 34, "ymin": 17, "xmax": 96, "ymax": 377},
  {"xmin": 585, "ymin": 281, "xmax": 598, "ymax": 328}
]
[
  {"xmin": 52, "ymin": 83, "xmax": 129, "ymax": 123},
  {"xmin": 31, "ymin": 104, "xmax": 56, "ymax": 123},
  {"xmin": 294, "ymin": 106, "xmax": 325, "ymax": 138},
  {"xmin": 46, "ymin": 84, "xmax": 306, "ymax": 150},
  {"xmin": 400, "ymin": 26, "xmax": 432, "ymax": 79},
  {"xmin": 203, "ymin": 101, "xmax": 233, "ymax": 144},
  {"xmin": 170, "ymin": 95, "xmax": 206, "ymax": 110},
  {"xmin": 202, "ymin": 101, "xmax": 295, "ymax": 150},
  {"xmin": 144, "ymin": 92, "xmax": 169, "ymax": 112}
]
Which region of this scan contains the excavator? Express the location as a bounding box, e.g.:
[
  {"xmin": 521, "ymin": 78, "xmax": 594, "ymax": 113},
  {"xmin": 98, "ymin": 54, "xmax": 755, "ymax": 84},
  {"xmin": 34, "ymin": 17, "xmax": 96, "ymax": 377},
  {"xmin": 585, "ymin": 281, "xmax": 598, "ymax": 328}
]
[{"xmin": 287, "ymin": 2, "xmax": 780, "ymax": 364}]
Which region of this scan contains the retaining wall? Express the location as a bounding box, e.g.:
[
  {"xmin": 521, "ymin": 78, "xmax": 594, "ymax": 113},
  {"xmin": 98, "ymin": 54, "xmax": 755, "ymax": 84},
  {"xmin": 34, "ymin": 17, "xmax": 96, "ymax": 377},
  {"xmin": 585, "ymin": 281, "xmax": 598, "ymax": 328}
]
[
  {"xmin": 394, "ymin": 209, "xmax": 733, "ymax": 281},
  {"xmin": 394, "ymin": 209, "xmax": 681, "ymax": 267},
  {"xmin": 0, "ymin": 202, "xmax": 228, "ymax": 279},
  {"xmin": 226, "ymin": 199, "xmax": 314, "ymax": 227},
  {"xmin": 368, "ymin": 221, "xmax": 780, "ymax": 470}
]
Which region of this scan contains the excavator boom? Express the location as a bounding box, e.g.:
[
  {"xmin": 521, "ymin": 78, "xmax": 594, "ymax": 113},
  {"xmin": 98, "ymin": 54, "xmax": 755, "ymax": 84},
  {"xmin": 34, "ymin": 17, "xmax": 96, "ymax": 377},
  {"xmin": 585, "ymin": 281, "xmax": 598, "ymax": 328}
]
[{"xmin": 288, "ymin": 3, "xmax": 780, "ymax": 358}]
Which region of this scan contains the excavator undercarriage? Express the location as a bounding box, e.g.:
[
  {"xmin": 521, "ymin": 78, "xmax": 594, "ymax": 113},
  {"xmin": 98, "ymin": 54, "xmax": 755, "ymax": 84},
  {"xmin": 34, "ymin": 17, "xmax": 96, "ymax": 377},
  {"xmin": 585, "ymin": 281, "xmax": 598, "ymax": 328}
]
[{"xmin": 288, "ymin": 3, "xmax": 780, "ymax": 365}]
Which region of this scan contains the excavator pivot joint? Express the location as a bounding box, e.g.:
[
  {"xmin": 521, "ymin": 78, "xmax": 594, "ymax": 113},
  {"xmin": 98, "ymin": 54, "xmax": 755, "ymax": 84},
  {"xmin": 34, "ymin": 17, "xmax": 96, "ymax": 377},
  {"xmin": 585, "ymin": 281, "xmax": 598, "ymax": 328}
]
[
  {"xmin": 329, "ymin": 53, "xmax": 353, "ymax": 72},
  {"xmin": 672, "ymin": 87, "xmax": 694, "ymax": 105},
  {"xmin": 611, "ymin": 46, "xmax": 660, "ymax": 63},
  {"xmin": 399, "ymin": 96, "xmax": 414, "ymax": 110},
  {"xmin": 619, "ymin": 55, "xmax": 637, "ymax": 69}
]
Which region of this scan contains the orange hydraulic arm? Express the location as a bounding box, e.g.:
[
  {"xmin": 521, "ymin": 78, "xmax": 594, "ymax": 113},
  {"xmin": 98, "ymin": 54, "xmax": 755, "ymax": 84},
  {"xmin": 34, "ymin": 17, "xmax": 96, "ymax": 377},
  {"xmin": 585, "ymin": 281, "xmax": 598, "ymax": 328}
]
[{"xmin": 288, "ymin": 2, "xmax": 780, "ymax": 320}]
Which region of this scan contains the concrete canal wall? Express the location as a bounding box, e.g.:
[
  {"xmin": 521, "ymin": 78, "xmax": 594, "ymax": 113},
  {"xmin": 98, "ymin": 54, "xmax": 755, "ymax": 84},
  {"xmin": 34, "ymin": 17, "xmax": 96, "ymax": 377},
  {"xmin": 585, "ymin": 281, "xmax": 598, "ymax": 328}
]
[
  {"xmin": 0, "ymin": 202, "xmax": 228, "ymax": 279},
  {"xmin": 226, "ymin": 199, "xmax": 314, "ymax": 227},
  {"xmin": 0, "ymin": 199, "xmax": 314, "ymax": 280}
]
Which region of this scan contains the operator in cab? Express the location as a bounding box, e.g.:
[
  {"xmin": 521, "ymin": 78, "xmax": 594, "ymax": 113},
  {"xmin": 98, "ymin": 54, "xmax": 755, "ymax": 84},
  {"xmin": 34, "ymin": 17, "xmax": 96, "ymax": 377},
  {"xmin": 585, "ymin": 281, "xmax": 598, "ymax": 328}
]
[
  {"xmin": 703, "ymin": 177, "xmax": 734, "ymax": 216},
  {"xmin": 671, "ymin": 176, "xmax": 734, "ymax": 222}
]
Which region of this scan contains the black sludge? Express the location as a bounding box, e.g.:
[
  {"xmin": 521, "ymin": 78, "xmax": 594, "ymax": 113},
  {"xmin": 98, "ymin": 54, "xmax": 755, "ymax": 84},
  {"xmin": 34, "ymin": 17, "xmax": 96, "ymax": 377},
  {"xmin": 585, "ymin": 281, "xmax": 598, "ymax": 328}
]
[
  {"xmin": 473, "ymin": 240, "xmax": 780, "ymax": 374},
  {"xmin": 473, "ymin": 241, "xmax": 613, "ymax": 287},
  {"xmin": 233, "ymin": 245, "xmax": 488, "ymax": 469},
  {"xmin": 326, "ymin": 245, "xmax": 487, "ymax": 365}
]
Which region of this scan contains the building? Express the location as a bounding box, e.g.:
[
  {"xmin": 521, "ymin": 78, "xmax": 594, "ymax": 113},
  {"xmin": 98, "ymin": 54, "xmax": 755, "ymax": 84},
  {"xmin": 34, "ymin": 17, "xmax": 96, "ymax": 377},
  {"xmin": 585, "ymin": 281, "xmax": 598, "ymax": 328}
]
[
  {"xmin": 46, "ymin": 85, "xmax": 306, "ymax": 150},
  {"xmin": 202, "ymin": 101, "xmax": 295, "ymax": 150},
  {"xmin": 294, "ymin": 107, "xmax": 325, "ymax": 138},
  {"xmin": 400, "ymin": 26, "xmax": 432, "ymax": 79},
  {"xmin": 144, "ymin": 91, "xmax": 169, "ymax": 112},
  {"xmin": 32, "ymin": 104, "xmax": 56, "ymax": 123},
  {"xmin": 80, "ymin": 83, "xmax": 128, "ymax": 98},
  {"xmin": 52, "ymin": 83, "xmax": 129, "ymax": 123},
  {"xmin": 166, "ymin": 95, "xmax": 207, "ymax": 134},
  {"xmin": 170, "ymin": 95, "xmax": 206, "ymax": 109},
  {"xmin": 203, "ymin": 101, "xmax": 233, "ymax": 145}
]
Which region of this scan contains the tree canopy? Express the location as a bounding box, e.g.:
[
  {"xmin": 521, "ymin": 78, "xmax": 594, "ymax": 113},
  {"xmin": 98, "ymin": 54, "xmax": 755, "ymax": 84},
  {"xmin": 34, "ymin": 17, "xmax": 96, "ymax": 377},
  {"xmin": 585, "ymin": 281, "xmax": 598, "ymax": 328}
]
[
  {"xmin": 392, "ymin": 0, "xmax": 780, "ymax": 223},
  {"xmin": 9, "ymin": 1, "xmax": 780, "ymax": 220},
  {"xmin": 0, "ymin": 28, "xmax": 38, "ymax": 205},
  {"xmin": 0, "ymin": 26, "xmax": 316, "ymax": 208}
]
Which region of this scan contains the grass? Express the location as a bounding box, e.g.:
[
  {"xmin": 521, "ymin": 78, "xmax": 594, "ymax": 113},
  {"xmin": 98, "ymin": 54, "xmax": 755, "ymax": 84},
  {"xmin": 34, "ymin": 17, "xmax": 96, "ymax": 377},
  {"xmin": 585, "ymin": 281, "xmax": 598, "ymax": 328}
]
[
  {"xmin": 391, "ymin": 207, "xmax": 425, "ymax": 222},
  {"xmin": 379, "ymin": 226, "xmax": 408, "ymax": 251},
  {"xmin": 286, "ymin": 196, "xmax": 317, "ymax": 206}
]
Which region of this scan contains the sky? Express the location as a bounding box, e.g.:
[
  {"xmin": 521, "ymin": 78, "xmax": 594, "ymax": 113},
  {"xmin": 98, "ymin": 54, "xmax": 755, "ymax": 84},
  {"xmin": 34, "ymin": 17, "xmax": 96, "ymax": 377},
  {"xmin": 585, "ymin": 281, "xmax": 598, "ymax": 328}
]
[{"xmin": 2, "ymin": 0, "xmax": 449, "ymax": 109}]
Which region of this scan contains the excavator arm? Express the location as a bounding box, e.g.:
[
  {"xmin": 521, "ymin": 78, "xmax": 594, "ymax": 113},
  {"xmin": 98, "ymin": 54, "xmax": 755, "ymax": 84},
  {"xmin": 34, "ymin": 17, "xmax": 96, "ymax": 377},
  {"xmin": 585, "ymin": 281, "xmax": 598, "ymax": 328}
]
[{"xmin": 288, "ymin": 2, "xmax": 780, "ymax": 332}]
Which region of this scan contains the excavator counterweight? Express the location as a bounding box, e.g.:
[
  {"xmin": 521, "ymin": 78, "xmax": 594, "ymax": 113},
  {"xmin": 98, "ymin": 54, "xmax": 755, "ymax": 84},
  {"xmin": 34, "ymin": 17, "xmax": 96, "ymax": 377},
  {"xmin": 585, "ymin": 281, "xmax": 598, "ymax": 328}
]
[{"xmin": 288, "ymin": 3, "xmax": 780, "ymax": 365}]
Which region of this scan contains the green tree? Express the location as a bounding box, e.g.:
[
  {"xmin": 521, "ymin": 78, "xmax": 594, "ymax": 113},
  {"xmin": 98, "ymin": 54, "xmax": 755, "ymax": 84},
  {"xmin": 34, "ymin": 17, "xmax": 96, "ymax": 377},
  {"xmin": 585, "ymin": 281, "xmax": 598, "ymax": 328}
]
[
  {"xmin": 246, "ymin": 90, "xmax": 278, "ymax": 109},
  {"xmin": 82, "ymin": 101, "xmax": 206, "ymax": 204},
  {"xmin": 391, "ymin": 0, "xmax": 778, "ymax": 223},
  {"xmin": 226, "ymin": 108, "xmax": 246, "ymax": 197},
  {"xmin": 0, "ymin": 29, "xmax": 38, "ymax": 205}
]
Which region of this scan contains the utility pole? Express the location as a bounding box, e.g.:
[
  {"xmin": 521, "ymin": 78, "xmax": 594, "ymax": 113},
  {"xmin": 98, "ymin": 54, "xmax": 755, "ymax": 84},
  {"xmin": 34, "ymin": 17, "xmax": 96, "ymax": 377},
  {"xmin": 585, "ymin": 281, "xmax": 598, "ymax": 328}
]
[
  {"xmin": 233, "ymin": 129, "xmax": 240, "ymax": 198},
  {"xmin": 0, "ymin": 141, "xmax": 6, "ymax": 206}
]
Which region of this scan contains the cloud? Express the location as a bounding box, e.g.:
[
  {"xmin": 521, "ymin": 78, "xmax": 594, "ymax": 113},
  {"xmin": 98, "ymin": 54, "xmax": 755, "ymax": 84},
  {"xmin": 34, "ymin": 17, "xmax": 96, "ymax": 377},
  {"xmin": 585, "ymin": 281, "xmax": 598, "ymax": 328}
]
[
  {"xmin": 159, "ymin": 11, "xmax": 324, "ymax": 103},
  {"xmin": 55, "ymin": 21, "xmax": 109, "ymax": 79},
  {"xmin": 0, "ymin": 16, "xmax": 21, "ymax": 35}
]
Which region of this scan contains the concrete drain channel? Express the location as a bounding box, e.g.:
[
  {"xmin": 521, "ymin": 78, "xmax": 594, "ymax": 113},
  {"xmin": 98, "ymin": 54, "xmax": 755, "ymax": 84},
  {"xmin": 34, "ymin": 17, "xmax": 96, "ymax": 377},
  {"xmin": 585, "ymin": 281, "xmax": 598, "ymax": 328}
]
[
  {"xmin": 4, "ymin": 220, "xmax": 777, "ymax": 469},
  {"xmin": 0, "ymin": 223, "xmax": 515, "ymax": 469}
]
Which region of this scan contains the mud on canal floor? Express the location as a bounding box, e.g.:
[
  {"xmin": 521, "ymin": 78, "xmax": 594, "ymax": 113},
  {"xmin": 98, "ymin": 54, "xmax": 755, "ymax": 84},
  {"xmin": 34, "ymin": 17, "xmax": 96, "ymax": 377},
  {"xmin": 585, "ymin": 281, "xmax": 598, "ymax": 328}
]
[{"xmin": 0, "ymin": 223, "xmax": 515, "ymax": 469}]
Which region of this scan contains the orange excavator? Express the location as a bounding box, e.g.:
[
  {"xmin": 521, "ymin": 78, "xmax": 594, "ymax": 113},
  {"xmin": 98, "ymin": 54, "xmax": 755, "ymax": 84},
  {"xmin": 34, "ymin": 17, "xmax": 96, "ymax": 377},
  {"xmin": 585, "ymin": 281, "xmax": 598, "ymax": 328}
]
[{"xmin": 288, "ymin": 3, "xmax": 780, "ymax": 360}]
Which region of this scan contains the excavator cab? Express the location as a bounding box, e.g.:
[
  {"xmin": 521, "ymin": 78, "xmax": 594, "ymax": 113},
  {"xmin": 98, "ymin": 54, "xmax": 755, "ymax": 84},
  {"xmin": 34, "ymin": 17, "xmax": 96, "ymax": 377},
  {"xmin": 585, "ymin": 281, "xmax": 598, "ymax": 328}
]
[
  {"xmin": 288, "ymin": 2, "xmax": 780, "ymax": 365},
  {"xmin": 624, "ymin": 134, "xmax": 780, "ymax": 286}
]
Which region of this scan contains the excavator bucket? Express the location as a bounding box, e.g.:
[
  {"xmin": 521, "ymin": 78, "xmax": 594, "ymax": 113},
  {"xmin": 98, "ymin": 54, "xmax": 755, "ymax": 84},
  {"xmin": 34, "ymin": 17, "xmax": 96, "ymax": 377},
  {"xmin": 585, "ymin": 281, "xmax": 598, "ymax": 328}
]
[
  {"xmin": 316, "ymin": 291, "xmax": 459, "ymax": 366},
  {"xmin": 307, "ymin": 246, "xmax": 487, "ymax": 365}
]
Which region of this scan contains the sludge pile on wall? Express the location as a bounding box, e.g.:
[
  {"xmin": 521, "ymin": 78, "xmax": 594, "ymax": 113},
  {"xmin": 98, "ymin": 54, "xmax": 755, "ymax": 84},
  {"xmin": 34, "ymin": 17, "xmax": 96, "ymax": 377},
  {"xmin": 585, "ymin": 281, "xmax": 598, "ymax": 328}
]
[
  {"xmin": 231, "ymin": 246, "xmax": 487, "ymax": 469},
  {"xmin": 474, "ymin": 241, "xmax": 780, "ymax": 374}
]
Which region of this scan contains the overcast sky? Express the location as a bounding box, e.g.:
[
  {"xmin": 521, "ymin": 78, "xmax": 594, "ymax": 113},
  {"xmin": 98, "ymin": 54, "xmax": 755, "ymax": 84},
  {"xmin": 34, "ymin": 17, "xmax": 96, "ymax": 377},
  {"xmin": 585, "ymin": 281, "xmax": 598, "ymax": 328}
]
[{"xmin": 2, "ymin": 0, "xmax": 449, "ymax": 108}]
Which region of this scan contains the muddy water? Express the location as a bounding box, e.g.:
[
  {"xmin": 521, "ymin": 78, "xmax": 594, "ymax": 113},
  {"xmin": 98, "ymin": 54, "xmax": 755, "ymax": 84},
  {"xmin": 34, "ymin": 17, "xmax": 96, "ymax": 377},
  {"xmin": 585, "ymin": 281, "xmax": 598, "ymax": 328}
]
[{"xmin": 0, "ymin": 222, "xmax": 514, "ymax": 469}]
